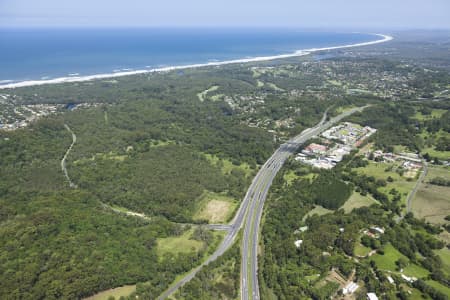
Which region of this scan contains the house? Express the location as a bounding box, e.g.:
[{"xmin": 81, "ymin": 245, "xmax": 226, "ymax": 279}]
[
  {"xmin": 367, "ymin": 293, "xmax": 379, "ymax": 300},
  {"xmin": 342, "ymin": 282, "xmax": 359, "ymax": 295},
  {"xmin": 401, "ymin": 274, "xmax": 417, "ymax": 283},
  {"xmin": 299, "ymin": 226, "xmax": 308, "ymax": 232},
  {"xmin": 294, "ymin": 240, "xmax": 303, "ymax": 248},
  {"xmin": 387, "ymin": 276, "xmax": 395, "ymax": 284},
  {"xmin": 370, "ymin": 226, "xmax": 385, "ymax": 235}
]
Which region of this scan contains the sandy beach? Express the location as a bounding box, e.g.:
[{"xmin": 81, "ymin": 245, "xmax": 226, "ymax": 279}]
[{"xmin": 0, "ymin": 33, "xmax": 393, "ymax": 90}]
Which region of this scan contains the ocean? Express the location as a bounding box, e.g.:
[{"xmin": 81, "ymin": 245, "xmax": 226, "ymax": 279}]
[{"xmin": 0, "ymin": 28, "xmax": 381, "ymax": 86}]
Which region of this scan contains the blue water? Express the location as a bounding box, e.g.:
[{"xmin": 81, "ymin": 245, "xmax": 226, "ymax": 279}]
[{"xmin": 0, "ymin": 28, "xmax": 376, "ymax": 83}]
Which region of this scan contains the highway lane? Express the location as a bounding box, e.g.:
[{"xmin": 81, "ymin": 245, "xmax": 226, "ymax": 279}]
[
  {"xmin": 157, "ymin": 106, "xmax": 367, "ymax": 300},
  {"xmin": 241, "ymin": 106, "xmax": 368, "ymax": 300},
  {"xmin": 157, "ymin": 145, "xmax": 274, "ymax": 299}
]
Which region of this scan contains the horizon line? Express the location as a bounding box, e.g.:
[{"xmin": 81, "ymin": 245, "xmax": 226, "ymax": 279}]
[{"xmin": 0, "ymin": 25, "xmax": 449, "ymax": 31}]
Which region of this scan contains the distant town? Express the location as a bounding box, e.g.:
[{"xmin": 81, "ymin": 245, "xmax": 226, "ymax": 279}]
[
  {"xmin": 0, "ymin": 93, "xmax": 98, "ymax": 130},
  {"xmin": 295, "ymin": 122, "xmax": 377, "ymax": 169}
]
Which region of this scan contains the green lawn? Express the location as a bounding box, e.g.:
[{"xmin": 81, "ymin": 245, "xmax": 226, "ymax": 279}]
[
  {"xmin": 371, "ymin": 244, "xmax": 429, "ymax": 278},
  {"xmin": 341, "ymin": 191, "xmax": 378, "ymax": 213},
  {"xmin": 403, "ymin": 263, "xmax": 430, "ymax": 278},
  {"xmin": 435, "ymin": 248, "xmax": 450, "ymax": 276},
  {"xmin": 371, "ymin": 244, "xmax": 407, "ymax": 271},
  {"xmin": 156, "ymin": 229, "xmax": 204, "ymax": 257},
  {"xmin": 302, "ymin": 205, "xmax": 333, "ymax": 221},
  {"xmin": 357, "ymin": 161, "xmax": 416, "ymax": 205},
  {"xmin": 413, "ymin": 109, "xmax": 447, "ymax": 121},
  {"xmin": 354, "ymin": 243, "xmax": 372, "ymax": 257},
  {"xmin": 420, "ymin": 130, "xmax": 450, "ymax": 160},
  {"xmin": 425, "ymin": 280, "xmax": 450, "ymax": 296},
  {"xmin": 398, "ymin": 284, "xmax": 430, "ymax": 300},
  {"xmin": 421, "ymin": 147, "xmax": 450, "ymax": 161},
  {"xmin": 357, "ymin": 161, "xmax": 402, "ymax": 181}
]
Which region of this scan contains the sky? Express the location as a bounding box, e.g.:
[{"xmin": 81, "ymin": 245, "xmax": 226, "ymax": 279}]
[{"xmin": 1, "ymin": 0, "xmax": 449, "ymax": 29}]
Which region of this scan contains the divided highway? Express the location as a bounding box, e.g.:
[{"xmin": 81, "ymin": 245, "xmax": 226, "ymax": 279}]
[
  {"xmin": 241, "ymin": 106, "xmax": 368, "ymax": 300},
  {"xmin": 158, "ymin": 106, "xmax": 367, "ymax": 300}
]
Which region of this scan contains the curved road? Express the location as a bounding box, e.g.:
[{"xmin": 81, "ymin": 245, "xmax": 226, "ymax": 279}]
[
  {"xmin": 61, "ymin": 124, "xmax": 77, "ymax": 188},
  {"xmin": 158, "ymin": 106, "xmax": 367, "ymax": 300}
]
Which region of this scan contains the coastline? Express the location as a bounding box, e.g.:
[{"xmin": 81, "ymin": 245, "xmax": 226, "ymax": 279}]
[{"xmin": 0, "ymin": 33, "xmax": 393, "ymax": 90}]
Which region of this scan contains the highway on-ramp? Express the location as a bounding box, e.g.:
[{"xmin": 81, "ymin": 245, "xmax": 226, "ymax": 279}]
[{"xmin": 157, "ymin": 106, "xmax": 367, "ymax": 300}]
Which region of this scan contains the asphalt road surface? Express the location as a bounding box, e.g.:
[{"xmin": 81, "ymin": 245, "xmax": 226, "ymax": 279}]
[
  {"xmin": 241, "ymin": 106, "xmax": 368, "ymax": 300},
  {"xmin": 61, "ymin": 124, "xmax": 77, "ymax": 188},
  {"xmin": 157, "ymin": 106, "xmax": 367, "ymax": 300}
]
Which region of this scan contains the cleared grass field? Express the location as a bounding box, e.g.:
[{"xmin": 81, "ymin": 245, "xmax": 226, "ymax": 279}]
[
  {"xmin": 84, "ymin": 285, "xmax": 136, "ymax": 300},
  {"xmin": 435, "ymin": 248, "xmax": 450, "ymax": 276},
  {"xmin": 193, "ymin": 191, "xmax": 237, "ymax": 223},
  {"xmin": 256, "ymin": 80, "xmax": 265, "ymax": 87},
  {"xmin": 425, "ymin": 280, "xmax": 450, "ymax": 296},
  {"xmin": 354, "ymin": 243, "xmax": 371, "ymax": 257},
  {"xmin": 398, "ymin": 284, "xmax": 430, "ymax": 300},
  {"xmin": 412, "ymin": 166, "xmax": 450, "ymax": 224},
  {"xmin": 356, "ymin": 161, "xmax": 416, "ymax": 206},
  {"xmin": 427, "ymin": 165, "xmax": 450, "ymax": 180},
  {"xmin": 421, "ymin": 147, "xmax": 450, "ymax": 160},
  {"xmin": 371, "ymin": 244, "xmax": 429, "ymax": 278},
  {"xmin": 413, "ymin": 109, "xmax": 447, "ymax": 121},
  {"xmin": 371, "ymin": 244, "xmax": 407, "ymax": 272},
  {"xmin": 266, "ymin": 82, "xmax": 284, "ymax": 91},
  {"xmin": 197, "ymin": 85, "xmax": 219, "ymax": 102},
  {"xmin": 341, "ymin": 191, "xmax": 378, "ymax": 213},
  {"xmin": 156, "ymin": 229, "xmax": 204, "ymax": 256},
  {"xmin": 420, "ymin": 130, "xmax": 450, "ymax": 160},
  {"xmin": 403, "ymin": 263, "xmax": 430, "ymax": 278},
  {"xmin": 302, "ymin": 205, "xmax": 333, "ymax": 221}
]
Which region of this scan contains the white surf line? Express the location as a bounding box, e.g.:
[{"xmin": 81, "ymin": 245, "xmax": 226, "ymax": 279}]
[
  {"xmin": 0, "ymin": 34, "xmax": 393, "ymax": 90},
  {"xmin": 61, "ymin": 124, "xmax": 77, "ymax": 188}
]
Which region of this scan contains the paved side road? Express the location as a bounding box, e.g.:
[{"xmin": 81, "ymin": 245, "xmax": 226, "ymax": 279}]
[
  {"xmin": 406, "ymin": 160, "xmax": 428, "ymax": 213},
  {"xmin": 157, "ymin": 106, "xmax": 367, "ymax": 300},
  {"xmin": 61, "ymin": 124, "xmax": 77, "ymax": 188}
]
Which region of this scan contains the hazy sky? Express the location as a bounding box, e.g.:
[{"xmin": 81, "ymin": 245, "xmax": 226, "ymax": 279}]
[{"xmin": 1, "ymin": 0, "xmax": 449, "ymax": 29}]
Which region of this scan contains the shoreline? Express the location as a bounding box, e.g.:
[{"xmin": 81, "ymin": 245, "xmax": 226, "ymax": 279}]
[{"xmin": 0, "ymin": 33, "xmax": 393, "ymax": 90}]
